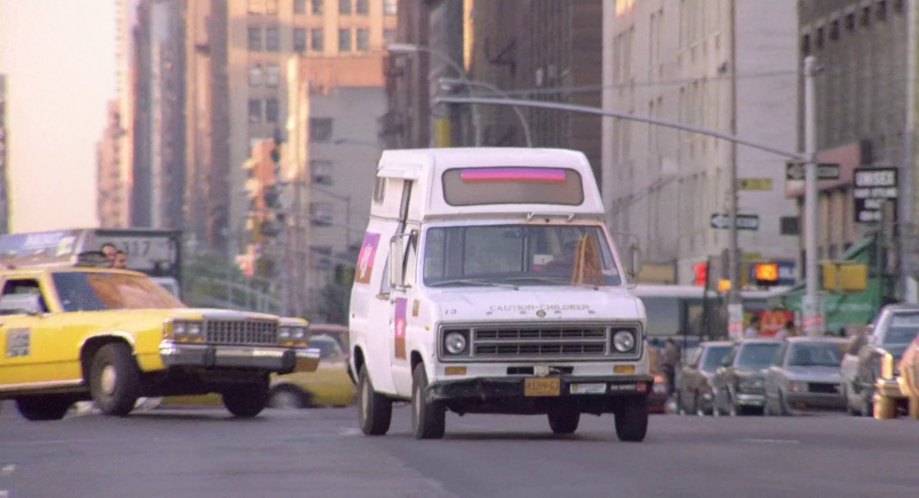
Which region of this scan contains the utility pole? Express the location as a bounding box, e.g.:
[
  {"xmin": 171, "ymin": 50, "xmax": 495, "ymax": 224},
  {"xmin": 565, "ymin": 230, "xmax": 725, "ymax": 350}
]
[
  {"xmin": 802, "ymin": 56, "xmax": 823, "ymax": 336},
  {"xmin": 726, "ymin": 0, "xmax": 742, "ymax": 340}
]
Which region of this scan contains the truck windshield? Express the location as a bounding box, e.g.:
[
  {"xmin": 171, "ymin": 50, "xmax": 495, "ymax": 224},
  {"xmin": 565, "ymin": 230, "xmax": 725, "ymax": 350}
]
[
  {"xmin": 53, "ymin": 271, "xmax": 185, "ymax": 311},
  {"xmin": 423, "ymin": 224, "xmax": 622, "ymax": 287}
]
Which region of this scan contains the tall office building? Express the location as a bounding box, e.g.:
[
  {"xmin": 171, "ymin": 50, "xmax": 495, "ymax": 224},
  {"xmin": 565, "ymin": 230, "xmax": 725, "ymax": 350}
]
[
  {"xmin": 604, "ymin": 0, "xmax": 799, "ymax": 285},
  {"xmin": 0, "ymin": 74, "xmax": 9, "ymax": 234}
]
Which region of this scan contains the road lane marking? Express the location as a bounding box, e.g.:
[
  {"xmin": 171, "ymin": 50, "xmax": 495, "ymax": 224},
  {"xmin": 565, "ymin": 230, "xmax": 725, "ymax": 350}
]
[
  {"xmin": 1, "ymin": 464, "xmax": 13, "ymax": 475},
  {"xmin": 736, "ymin": 438, "xmax": 799, "ymax": 445}
]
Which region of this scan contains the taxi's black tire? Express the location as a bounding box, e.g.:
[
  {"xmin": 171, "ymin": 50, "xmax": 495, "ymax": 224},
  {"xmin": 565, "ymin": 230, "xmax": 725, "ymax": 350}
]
[
  {"xmin": 222, "ymin": 379, "xmax": 269, "ymax": 418},
  {"xmin": 16, "ymin": 396, "xmax": 72, "ymax": 421},
  {"xmin": 615, "ymin": 397, "xmax": 649, "ymax": 442},
  {"xmin": 548, "ymin": 409, "xmax": 580, "ymax": 435},
  {"xmin": 357, "ymin": 365, "xmax": 392, "ymax": 435},
  {"xmin": 89, "ymin": 343, "xmax": 141, "ymax": 417},
  {"xmin": 411, "ymin": 364, "xmax": 445, "ymax": 439}
]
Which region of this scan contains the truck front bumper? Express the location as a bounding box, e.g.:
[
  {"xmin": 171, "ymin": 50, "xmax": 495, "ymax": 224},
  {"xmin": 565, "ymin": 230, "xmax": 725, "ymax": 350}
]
[
  {"xmin": 425, "ymin": 375, "xmax": 653, "ymax": 415},
  {"xmin": 159, "ymin": 342, "xmax": 319, "ymax": 374}
]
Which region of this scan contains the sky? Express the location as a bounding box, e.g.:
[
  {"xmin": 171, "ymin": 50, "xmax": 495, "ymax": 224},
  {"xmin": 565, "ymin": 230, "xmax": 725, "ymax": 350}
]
[{"xmin": 0, "ymin": 1, "xmax": 116, "ymax": 232}]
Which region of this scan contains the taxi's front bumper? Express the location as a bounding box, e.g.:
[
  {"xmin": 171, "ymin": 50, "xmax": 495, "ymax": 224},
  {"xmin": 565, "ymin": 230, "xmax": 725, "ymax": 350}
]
[{"xmin": 159, "ymin": 341, "xmax": 320, "ymax": 374}]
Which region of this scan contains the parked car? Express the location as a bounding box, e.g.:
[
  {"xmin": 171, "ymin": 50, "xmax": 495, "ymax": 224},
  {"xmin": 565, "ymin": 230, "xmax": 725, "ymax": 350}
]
[
  {"xmin": 711, "ymin": 339, "xmax": 781, "ymax": 416},
  {"xmin": 269, "ymin": 335, "xmax": 356, "ymax": 409},
  {"xmin": 898, "ymin": 335, "xmax": 919, "ymax": 419},
  {"xmin": 764, "ymin": 337, "xmax": 848, "ymax": 415},
  {"xmin": 843, "ymin": 304, "xmax": 919, "ymax": 417},
  {"xmin": 675, "ymin": 341, "xmax": 733, "ymax": 416}
]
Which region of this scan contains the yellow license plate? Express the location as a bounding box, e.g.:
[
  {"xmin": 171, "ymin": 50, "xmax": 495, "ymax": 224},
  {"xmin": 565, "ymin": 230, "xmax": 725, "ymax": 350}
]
[{"xmin": 524, "ymin": 378, "xmax": 561, "ymax": 397}]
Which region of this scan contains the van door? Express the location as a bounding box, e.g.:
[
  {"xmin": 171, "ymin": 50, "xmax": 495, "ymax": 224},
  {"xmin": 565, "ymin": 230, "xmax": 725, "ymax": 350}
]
[{"xmin": 388, "ymin": 226, "xmax": 419, "ymax": 396}]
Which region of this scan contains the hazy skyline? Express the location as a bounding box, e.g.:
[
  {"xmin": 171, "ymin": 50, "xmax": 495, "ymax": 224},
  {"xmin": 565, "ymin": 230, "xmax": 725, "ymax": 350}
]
[{"xmin": 0, "ymin": 1, "xmax": 116, "ymax": 232}]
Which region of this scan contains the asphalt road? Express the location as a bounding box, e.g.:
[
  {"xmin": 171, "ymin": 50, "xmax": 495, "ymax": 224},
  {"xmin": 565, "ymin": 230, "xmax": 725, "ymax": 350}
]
[{"xmin": 1, "ymin": 401, "xmax": 918, "ymax": 498}]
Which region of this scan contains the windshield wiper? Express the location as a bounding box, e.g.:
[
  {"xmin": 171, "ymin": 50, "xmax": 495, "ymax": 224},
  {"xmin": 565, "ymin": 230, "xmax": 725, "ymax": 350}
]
[
  {"xmin": 427, "ymin": 278, "xmax": 518, "ymax": 290},
  {"xmin": 505, "ymin": 276, "xmax": 601, "ymax": 290}
]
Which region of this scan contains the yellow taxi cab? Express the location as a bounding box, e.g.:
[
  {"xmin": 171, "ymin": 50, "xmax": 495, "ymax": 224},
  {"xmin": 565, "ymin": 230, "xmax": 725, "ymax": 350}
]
[
  {"xmin": 270, "ymin": 333, "xmax": 355, "ymax": 408},
  {"xmin": 0, "ymin": 260, "xmax": 319, "ymax": 420},
  {"xmin": 898, "ymin": 335, "xmax": 919, "ymax": 419}
]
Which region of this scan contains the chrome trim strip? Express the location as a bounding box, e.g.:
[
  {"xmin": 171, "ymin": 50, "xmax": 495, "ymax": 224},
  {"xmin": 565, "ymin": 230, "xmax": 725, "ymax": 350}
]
[{"xmin": 0, "ymin": 378, "xmax": 84, "ymax": 392}]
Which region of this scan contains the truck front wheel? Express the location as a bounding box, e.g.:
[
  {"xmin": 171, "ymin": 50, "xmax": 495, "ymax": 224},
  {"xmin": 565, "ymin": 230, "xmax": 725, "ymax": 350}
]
[
  {"xmin": 411, "ymin": 364, "xmax": 445, "ymax": 439},
  {"xmin": 357, "ymin": 365, "xmax": 392, "ymax": 435},
  {"xmin": 615, "ymin": 397, "xmax": 649, "ymax": 442}
]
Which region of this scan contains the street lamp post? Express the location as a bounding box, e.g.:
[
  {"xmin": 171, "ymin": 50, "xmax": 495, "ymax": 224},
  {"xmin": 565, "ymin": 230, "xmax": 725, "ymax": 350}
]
[
  {"xmin": 387, "ymin": 42, "xmax": 480, "ymax": 146},
  {"xmin": 438, "ymin": 77, "xmax": 533, "ymax": 147}
]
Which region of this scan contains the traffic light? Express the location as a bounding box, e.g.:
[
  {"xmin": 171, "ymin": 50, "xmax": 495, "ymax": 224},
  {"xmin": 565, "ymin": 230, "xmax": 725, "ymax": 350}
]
[
  {"xmin": 693, "ymin": 262, "xmax": 708, "ymax": 287},
  {"xmin": 243, "ymin": 139, "xmax": 283, "ymax": 243},
  {"xmin": 753, "ymin": 262, "xmax": 780, "ymax": 287}
]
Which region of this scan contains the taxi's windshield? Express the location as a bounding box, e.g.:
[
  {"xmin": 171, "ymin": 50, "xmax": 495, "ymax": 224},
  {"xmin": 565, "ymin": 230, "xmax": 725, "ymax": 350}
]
[
  {"xmin": 423, "ymin": 224, "xmax": 622, "ymax": 287},
  {"xmin": 53, "ymin": 271, "xmax": 185, "ymax": 311}
]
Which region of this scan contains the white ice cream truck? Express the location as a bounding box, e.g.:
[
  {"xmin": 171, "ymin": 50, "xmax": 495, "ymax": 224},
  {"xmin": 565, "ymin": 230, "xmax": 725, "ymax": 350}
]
[{"xmin": 349, "ymin": 148, "xmax": 651, "ymax": 440}]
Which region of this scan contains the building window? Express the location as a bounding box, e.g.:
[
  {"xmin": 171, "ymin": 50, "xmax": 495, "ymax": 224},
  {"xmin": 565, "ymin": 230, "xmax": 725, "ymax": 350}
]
[
  {"xmin": 310, "ymin": 203, "xmax": 334, "ymax": 226},
  {"xmin": 339, "ymin": 0, "xmax": 352, "ymax": 15},
  {"xmin": 312, "ymin": 0, "xmax": 324, "ymax": 14},
  {"xmin": 383, "ymin": 0, "xmax": 396, "ymax": 16},
  {"xmin": 248, "ymin": 99, "xmax": 263, "ymax": 122},
  {"xmin": 294, "ymin": 0, "xmax": 306, "ymax": 14},
  {"xmin": 310, "ymin": 117, "xmax": 333, "ymax": 141},
  {"xmin": 383, "ymin": 29, "xmax": 396, "ymax": 45},
  {"xmin": 294, "ymin": 28, "xmax": 307, "ymax": 52},
  {"xmin": 877, "ymin": 0, "xmax": 887, "ymax": 21},
  {"xmin": 339, "ymin": 28, "xmax": 351, "ymax": 51},
  {"xmin": 266, "ymin": 0, "xmax": 278, "ymax": 14},
  {"xmin": 861, "ymin": 6, "xmax": 871, "ymax": 26},
  {"xmin": 815, "ymin": 27, "xmax": 824, "ymax": 49},
  {"xmin": 248, "ymin": 0, "xmax": 264, "ymax": 14},
  {"xmin": 830, "ymin": 20, "xmax": 839, "ymax": 40},
  {"xmin": 248, "ymin": 27, "xmax": 263, "ymax": 51},
  {"xmin": 311, "ymin": 28, "xmax": 324, "ymax": 51},
  {"xmin": 311, "ymin": 160, "xmax": 334, "ymax": 185},
  {"xmin": 265, "ymin": 65, "xmax": 280, "ymax": 87},
  {"xmin": 265, "ymin": 98, "xmax": 279, "ymax": 123},
  {"xmin": 801, "ymin": 34, "xmax": 810, "ymax": 56},
  {"xmin": 248, "ymin": 64, "xmax": 263, "ymax": 86},
  {"xmin": 356, "ymin": 29, "xmax": 369, "ymax": 51},
  {"xmin": 356, "ymin": 0, "xmax": 369, "ymax": 15},
  {"xmin": 313, "ymin": 246, "xmax": 333, "ymax": 269},
  {"xmin": 265, "ymin": 26, "xmax": 280, "ymax": 51},
  {"xmin": 845, "ymin": 13, "xmax": 855, "ymax": 30}
]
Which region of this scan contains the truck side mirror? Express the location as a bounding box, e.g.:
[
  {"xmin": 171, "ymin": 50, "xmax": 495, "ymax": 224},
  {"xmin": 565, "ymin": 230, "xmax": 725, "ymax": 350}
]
[
  {"xmin": 389, "ymin": 236, "xmax": 404, "ymax": 289},
  {"xmin": 627, "ymin": 243, "xmax": 642, "ymax": 280}
]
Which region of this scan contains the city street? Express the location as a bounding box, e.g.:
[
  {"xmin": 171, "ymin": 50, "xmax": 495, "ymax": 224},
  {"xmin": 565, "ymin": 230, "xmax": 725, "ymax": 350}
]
[{"xmin": 2, "ymin": 401, "xmax": 918, "ymax": 498}]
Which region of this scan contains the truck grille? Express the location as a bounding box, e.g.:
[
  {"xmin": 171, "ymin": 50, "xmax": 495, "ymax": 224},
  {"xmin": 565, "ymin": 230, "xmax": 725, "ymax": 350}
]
[
  {"xmin": 205, "ymin": 320, "xmax": 278, "ymax": 346},
  {"xmin": 446, "ymin": 323, "xmax": 640, "ymax": 361}
]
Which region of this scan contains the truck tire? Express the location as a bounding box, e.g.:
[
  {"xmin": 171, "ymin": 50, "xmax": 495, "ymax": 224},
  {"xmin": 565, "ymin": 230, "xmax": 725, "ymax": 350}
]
[
  {"xmin": 89, "ymin": 343, "xmax": 141, "ymax": 417},
  {"xmin": 615, "ymin": 397, "xmax": 648, "ymax": 442},
  {"xmin": 357, "ymin": 365, "xmax": 392, "ymax": 436},
  {"xmin": 411, "ymin": 364, "xmax": 445, "ymax": 439},
  {"xmin": 15, "ymin": 396, "xmax": 72, "ymax": 421},
  {"xmin": 222, "ymin": 379, "xmax": 269, "ymax": 418},
  {"xmin": 547, "ymin": 408, "xmax": 580, "ymax": 435}
]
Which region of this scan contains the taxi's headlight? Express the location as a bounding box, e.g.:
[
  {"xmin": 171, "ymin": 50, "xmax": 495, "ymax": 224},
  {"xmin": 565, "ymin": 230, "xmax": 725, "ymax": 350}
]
[
  {"xmin": 292, "ymin": 327, "xmax": 307, "ymax": 340},
  {"xmin": 187, "ymin": 323, "xmax": 202, "ymax": 336},
  {"xmin": 168, "ymin": 320, "xmax": 203, "ymax": 340},
  {"xmin": 279, "ymin": 327, "xmax": 292, "ymax": 340},
  {"xmin": 612, "ymin": 330, "xmax": 636, "ymax": 353},
  {"xmin": 443, "ymin": 330, "xmax": 468, "ymax": 355}
]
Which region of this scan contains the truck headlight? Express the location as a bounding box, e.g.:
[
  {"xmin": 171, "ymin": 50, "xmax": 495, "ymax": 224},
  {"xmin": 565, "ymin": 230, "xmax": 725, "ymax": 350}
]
[
  {"xmin": 612, "ymin": 330, "xmax": 635, "ymax": 353},
  {"xmin": 444, "ymin": 331, "xmax": 468, "ymax": 355}
]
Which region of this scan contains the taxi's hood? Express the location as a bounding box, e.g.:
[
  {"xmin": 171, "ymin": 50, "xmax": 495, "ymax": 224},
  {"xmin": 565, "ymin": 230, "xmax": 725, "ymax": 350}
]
[{"xmin": 428, "ymin": 286, "xmax": 644, "ymax": 322}]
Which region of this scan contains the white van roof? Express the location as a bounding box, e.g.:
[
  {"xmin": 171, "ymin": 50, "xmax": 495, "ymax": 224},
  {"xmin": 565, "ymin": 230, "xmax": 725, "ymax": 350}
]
[{"xmin": 374, "ymin": 148, "xmax": 605, "ymax": 222}]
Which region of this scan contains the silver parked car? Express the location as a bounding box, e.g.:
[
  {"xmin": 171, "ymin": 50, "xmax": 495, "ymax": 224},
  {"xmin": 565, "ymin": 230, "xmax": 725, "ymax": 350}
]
[{"xmin": 764, "ymin": 337, "xmax": 848, "ymax": 415}]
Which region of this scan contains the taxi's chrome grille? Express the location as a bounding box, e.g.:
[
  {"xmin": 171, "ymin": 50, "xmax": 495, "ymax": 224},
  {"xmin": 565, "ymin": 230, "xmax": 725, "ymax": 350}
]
[{"xmin": 205, "ymin": 320, "xmax": 278, "ymax": 345}]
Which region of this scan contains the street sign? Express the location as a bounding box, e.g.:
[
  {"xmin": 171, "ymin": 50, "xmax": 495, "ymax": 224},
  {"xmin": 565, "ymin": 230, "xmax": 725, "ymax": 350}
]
[
  {"xmin": 853, "ymin": 167, "xmax": 898, "ymax": 223},
  {"xmin": 710, "ymin": 213, "xmax": 759, "ymax": 231},
  {"xmin": 785, "ymin": 162, "xmax": 841, "ymax": 181},
  {"xmin": 737, "ymin": 178, "xmax": 773, "ymax": 191}
]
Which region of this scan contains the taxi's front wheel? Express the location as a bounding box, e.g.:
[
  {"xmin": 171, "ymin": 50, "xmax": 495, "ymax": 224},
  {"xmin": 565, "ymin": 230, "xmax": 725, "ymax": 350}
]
[
  {"xmin": 222, "ymin": 378, "xmax": 269, "ymax": 418},
  {"xmin": 89, "ymin": 343, "xmax": 141, "ymax": 417}
]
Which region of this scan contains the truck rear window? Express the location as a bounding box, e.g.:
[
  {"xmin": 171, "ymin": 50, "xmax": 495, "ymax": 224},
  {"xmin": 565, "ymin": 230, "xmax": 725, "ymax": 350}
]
[{"xmin": 442, "ymin": 167, "xmax": 584, "ymax": 206}]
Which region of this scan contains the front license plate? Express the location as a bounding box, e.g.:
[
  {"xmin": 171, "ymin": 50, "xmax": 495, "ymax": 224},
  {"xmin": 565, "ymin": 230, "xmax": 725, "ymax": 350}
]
[
  {"xmin": 570, "ymin": 383, "xmax": 607, "ymax": 395},
  {"xmin": 524, "ymin": 378, "xmax": 561, "ymax": 397}
]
